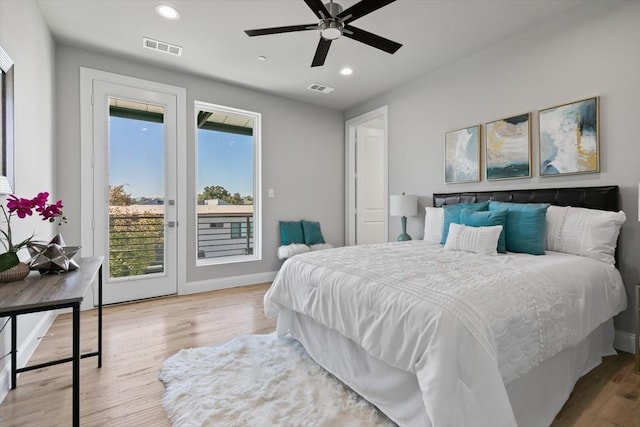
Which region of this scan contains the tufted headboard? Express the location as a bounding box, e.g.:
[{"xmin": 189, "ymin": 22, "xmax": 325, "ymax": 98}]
[{"xmin": 433, "ymin": 185, "xmax": 620, "ymax": 212}]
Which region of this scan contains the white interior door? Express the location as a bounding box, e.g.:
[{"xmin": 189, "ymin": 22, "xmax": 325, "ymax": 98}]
[
  {"xmin": 355, "ymin": 126, "xmax": 386, "ymax": 245},
  {"xmin": 92, "ymin": 80, "xmax": 178, "ymax": 304},
  {"xmin": 345, "ymin": 106, "xmax": 388, "ymax": 246}
]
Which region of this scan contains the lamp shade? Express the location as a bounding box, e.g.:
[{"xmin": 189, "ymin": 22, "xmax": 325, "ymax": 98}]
[{"xmin": 390, "ymin": 194, "xmax": 418, "ymax": 217}]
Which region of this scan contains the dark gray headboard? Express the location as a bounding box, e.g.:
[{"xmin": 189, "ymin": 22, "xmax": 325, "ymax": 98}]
[{"xmin": 433, "ymin": 185, "xmax": 619, "ymax": 212}]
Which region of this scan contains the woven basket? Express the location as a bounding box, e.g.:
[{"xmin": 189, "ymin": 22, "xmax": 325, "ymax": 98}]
[{"xmin": 0, "ymin": 262, "xmax": 30, "ymax": 283}]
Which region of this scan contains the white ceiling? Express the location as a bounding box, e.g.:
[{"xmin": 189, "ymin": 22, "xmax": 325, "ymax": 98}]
[{"xmin": 37, "ymin": 0, "xmax": 592, "ymax": 111}]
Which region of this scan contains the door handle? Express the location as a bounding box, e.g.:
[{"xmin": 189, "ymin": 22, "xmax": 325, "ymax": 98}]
[{"xmin": 166, "ymin": 221, "xmax": 176, "ymax": 228}]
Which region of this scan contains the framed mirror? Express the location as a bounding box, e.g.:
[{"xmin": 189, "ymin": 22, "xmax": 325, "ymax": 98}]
[{"xmin": 0, "ymin": 45, "xmax": 15, "ymax": 194}]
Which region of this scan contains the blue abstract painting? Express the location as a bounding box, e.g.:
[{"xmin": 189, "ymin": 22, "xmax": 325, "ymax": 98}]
[
  {"xmin": 486, "ymin": 113, "xmax": 531, "ymax": 180},
  {"xmin": 445, "ymin": 125, "xmax": 480, "ymax": 183},
  {"xmin": 539, "ymin": 97, "xmax": 599, "ymax": 176}
]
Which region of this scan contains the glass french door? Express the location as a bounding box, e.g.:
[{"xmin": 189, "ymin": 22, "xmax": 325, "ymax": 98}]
[{"xmin": 92, "ymin": 80, "xmax": 177, "ymax": 304}]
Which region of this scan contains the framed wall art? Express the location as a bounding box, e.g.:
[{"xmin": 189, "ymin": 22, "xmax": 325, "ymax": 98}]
[
  {"xmin": 539, "ymin": 96, "xmax": 599, "ymax": 176},
  {"xmin": 485, "ymin": 112, "xmax": 531, "ymax": 180},
  {"xmin": 444, "ymin": 125, "xmax": 481, "ymax": 184}
]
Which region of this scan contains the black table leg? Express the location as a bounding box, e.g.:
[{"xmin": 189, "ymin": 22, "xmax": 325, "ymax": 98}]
[
  {"xmin": 72, "ymin": 302, "xmax": 80, "ymax": 427},
  {"xmin": 10, "ymin": 314, "xmax": 16, "ymax": 390},
  {"xmin": 98, "ymin": 265, "xmax": 102, "ymax": 368}
]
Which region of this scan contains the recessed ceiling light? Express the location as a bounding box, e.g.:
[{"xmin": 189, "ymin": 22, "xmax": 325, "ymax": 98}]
[
  {"xmin": 257, "ymin": 56, "xmax": 267, "ymax": 61},
  {"xmin": 156, "ymin": 4, "xmax": 180, "ymax": 20},
  {"xmin": 340, "ymin": 67, "xmax": 354, "ymax": 76}
]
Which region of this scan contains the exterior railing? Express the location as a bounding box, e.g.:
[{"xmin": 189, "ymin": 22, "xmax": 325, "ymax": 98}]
[
  {"xmin": 108, "ymin": 212, "xmax": 254, "ymax": 278},
  {"xmin": 197, "ymin": 214, "xmax": 254, "ymax": 259},
  {"xmin": 109, "ymin": 214, "xmax": 165, "ymax": 278}
]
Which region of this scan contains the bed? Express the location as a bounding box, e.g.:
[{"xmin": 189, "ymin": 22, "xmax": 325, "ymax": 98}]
[{"xmin": 264, "ymin": 186, "xmax": 627, "ymax": 427}]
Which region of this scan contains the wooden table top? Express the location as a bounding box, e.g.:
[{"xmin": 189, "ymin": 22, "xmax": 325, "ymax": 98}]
[{"xmin": 0, "ymin": 256, "xmax": 103, "ymax": 314}]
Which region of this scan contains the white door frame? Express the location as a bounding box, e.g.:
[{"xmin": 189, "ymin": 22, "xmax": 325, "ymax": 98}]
[
  {"xmin": 80, "ymin": 67, "xmax": 187, "ymax": 303},
  {"xmin": 344, "ymin": 105, "xmax": 389, "ymax": 246}
]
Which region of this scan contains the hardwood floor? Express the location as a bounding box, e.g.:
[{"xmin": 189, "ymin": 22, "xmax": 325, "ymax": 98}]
[{"xmin": 0, "ymin": 283, "xmax": 637, "ymax": 426}]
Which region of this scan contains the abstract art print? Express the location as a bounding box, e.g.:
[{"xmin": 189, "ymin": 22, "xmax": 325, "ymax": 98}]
[
  {"xmin": 444, "ymin": 125, "xmax": 480, "ymax": 183},
  {"xmin": 539, "ymin": 96, "xmax": 599, "ymax": 176},
  {"xmin": 485, "ymin": 113, "xmax": 531, "ymax": 180}
]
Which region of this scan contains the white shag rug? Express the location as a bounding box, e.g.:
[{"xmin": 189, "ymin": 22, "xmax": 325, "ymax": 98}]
[{"xmin": 159, "ymin": 333, "xmax": 395, "ymax": 427}]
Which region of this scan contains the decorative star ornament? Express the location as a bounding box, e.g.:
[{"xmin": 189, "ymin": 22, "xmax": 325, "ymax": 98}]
[{"xmin": 28, "ymin": 233, "xmax": 81, "ymax": 274}]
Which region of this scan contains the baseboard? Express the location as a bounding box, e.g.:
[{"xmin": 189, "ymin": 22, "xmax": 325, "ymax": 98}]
[
  {"xmin": 181, "ymin": 270, "xmax": 278, "ymax": 295},
  {"xmin": 613, "ymin": 329, "xmax": 636, "ymax": 354},
  {"xmin": 0, "ymin": 311, "xmax": 57, "ymax": 404}
]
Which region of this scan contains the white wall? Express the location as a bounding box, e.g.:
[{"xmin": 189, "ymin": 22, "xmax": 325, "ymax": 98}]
[
  {"xmin": 55, "ymin": 45, "xmax": 345, "ymax": 285},
  {"xmin": 0, "ymin": 0, "xmax": 57, "ymax": 398},
  {"xmin": 346, "ymin": 1, "xmax": 640, "ymax": 334}
]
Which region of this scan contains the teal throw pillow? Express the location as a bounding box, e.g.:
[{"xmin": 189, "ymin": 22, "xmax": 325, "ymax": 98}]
[
  {"xmin": 488, "ymin": 202, "xmax": 550, "ymax": 255},
  {"xmin": 301, "ymin": 220, "xmax": 325, "ymax": 245},
  {"xmin": 279, "ymin": 221, "xmax": 304, "ymax": 245},
  {"xmin": 459, "ymin": 208, "xmax": 508, "ymax": 253},
  {"xmin": 441, "ymin": 202, "xmax": 490, "ymax": 244}
]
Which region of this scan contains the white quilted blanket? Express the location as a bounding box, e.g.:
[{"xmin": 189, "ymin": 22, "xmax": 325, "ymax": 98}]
[{"xmin": 264, "ymin": 241, "xmax": 626, "ymax": 427}]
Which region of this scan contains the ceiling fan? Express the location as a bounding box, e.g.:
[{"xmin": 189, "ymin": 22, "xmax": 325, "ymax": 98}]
[{"xmin": 244, "ymin": 0, "xmax": 402, "ymax": 67}]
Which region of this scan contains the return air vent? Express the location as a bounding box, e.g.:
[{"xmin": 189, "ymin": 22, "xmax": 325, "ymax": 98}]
[
  {"xmin": 142, "ymin": 37, "xmax": 183, "ymax": 56},
  {"xmin": 307, "ymin": 83, "xmax": 335, "ymax": 94}
]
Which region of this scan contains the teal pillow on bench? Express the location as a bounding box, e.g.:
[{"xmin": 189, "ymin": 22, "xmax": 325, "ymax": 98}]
[
  {"xmin": 301, "ymin": 220, "xmax": 325, "ymax": 245},
  {"xmin": 279, "ymin": 221, "xmax": 304, "ymax": 245}
]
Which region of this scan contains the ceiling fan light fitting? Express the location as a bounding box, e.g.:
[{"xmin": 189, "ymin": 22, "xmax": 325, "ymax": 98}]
[{"xmin": 320, "ymin": 20, "xmax": 343, "ymax": 40}]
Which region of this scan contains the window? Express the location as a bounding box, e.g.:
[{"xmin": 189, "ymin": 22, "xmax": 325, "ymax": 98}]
[
  {"xmin": 230, "ymin": 221, "xmax": 250, "ymax": 239},
  {"xmin": 195, "ymin": 101, "xmax": 261, "ymax": 264}
]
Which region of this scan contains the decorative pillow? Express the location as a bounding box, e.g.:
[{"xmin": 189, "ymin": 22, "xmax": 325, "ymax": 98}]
[
  {"xmin": 545, "ymin": 205, "xmax": 567, "ymax": 251},
  {"xmin": 279, "ymin": 221, "xmax": 304, "ymax": 245},
  {"xmin": 441, "ymin": 202, "xmax": 490, "ymax": 244},
  {"xmin": 423, "ymin": 207, "xmax": 444, "ymax": 243},
  {"xmin": 301, "ymin": 220, "xmax": 326, "ymax": 245},
  {"xmin": 488, "ymin": 202, "xmax": 550, "ymax": 255},
  {"xmin": 459, "ymin": 208, "xmax": 508, "ymax": 253},
  {"xmin": 545, "ymin": 205, "xmax": 626, "ymax": 264},
  {"xmin": 444, "ymin": 223, "xmax": 503, "ymax": 255}
]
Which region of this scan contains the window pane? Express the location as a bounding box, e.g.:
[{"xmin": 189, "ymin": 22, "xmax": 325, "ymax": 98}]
[
  {"xmin": 196, "ymin": 104, "xmax": 257, "ymax": 261},
  {"xmin": 108, "ymin": 99, "xmax": 165, "ymax": 278}
]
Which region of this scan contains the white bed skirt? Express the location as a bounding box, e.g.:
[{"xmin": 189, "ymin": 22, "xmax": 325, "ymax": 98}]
[{"xmin": 277, "ymin": 309, "xmax": 616, "ymax": 427}]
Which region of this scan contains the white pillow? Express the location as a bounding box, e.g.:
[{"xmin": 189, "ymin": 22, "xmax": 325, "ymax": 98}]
[
  {"xmin": 545, "ymin": 205, "xmax": 626, "ymax": 264},
  {"xmin": 423, "ymin": 207, "xmax": 444, "ymax": 243},
  {"xmin": 444, "ymin": 223, "xmax": 503, "ymax": 255}
]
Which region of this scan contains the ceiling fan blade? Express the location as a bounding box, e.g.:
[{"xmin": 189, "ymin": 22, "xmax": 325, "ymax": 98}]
[
  {"xmin": 311, "ymin": 38, "xmax": 332, "ymax": 67},
  {"xmin": 245, "ymin": 24, "xmax": 317, "ymax": 37},
  {"xmin": 304, "ymin": 0, "xmax": 331, "ymax": 19},
  {"xmin": 338, "ymin": 0, "xmax": 397, "ymax": 24},
  {"xmin": 343, "ymin": 25, "xmax": 402, "ymax": 54}
]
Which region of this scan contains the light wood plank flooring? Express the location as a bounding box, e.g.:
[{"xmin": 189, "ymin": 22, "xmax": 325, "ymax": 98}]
[{"xmin": 0, "ymin": 283, "xmax": 637, "ymax": 426}]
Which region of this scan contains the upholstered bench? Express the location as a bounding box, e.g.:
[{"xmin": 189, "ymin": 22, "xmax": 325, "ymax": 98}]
[{"xmin": 277, "ymin": 220, "xmax": 333, "ymax": 259}]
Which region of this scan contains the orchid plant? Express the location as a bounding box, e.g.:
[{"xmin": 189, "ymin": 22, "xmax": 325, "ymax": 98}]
[{"xmin": 0, "ymin": 192, "xmax": 66, "ymax": 271}]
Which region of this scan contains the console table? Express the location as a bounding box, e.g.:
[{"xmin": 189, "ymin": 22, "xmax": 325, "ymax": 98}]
[{"xmin": 0, "ymin": 256, "xmax": 103, "ymax": 427}]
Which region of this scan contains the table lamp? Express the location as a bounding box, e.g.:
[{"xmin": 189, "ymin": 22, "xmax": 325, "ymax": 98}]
[{"xmin": 390, "ymin": 193, "xmax": 418, "ymax": 241}]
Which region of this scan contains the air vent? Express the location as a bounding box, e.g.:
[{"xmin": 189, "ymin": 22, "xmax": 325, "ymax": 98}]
[
  {"xmin": 307, "ymin": 83, "xmax": 335, "ymax": 94},
  {"xmin": 142, "ymin": 37, "xmax": 183, "ymax": 56}
]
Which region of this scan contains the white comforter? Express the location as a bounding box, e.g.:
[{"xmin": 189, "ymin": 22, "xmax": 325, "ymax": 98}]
[{"xmin": 264, "ymin": 241, "xmax": 626, "ymax": 427}]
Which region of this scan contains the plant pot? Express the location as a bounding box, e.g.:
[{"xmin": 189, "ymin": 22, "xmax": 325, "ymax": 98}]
[
  {"xmin": 0, "ymin": 262, "xmax": 30, "ymax": 283},
  {"xmin": 0, "ymin": 251, "xmax": 20, "ymax": 273}
]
